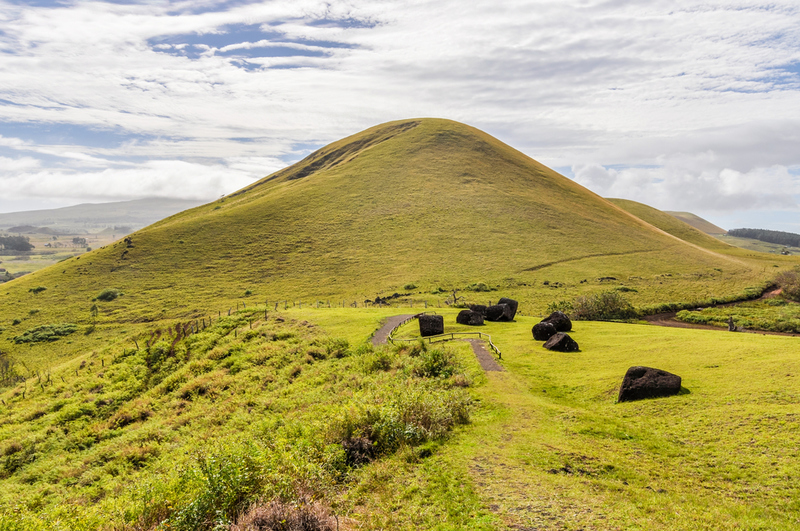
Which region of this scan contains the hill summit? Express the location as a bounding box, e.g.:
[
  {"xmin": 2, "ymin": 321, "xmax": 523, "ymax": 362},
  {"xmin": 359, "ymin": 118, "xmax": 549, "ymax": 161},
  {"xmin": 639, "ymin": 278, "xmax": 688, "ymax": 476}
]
[{"xmin": 0, "ymin": 118, "xmax": 770, "ymax": 324}]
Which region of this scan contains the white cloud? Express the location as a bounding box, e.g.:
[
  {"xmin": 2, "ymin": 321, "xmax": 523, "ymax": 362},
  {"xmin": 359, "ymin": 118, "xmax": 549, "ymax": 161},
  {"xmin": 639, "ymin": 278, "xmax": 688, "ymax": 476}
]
[{"xmin": 0, "ymin": 0, "xmax": 798, "ymax": 226}]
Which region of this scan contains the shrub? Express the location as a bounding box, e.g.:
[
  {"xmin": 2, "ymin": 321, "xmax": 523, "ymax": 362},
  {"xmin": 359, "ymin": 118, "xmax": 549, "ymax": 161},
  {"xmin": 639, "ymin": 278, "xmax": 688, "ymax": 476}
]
[
  {"xmin": 465, "ymin": 282, "xmax": 492, "ymax": 292},
  {"xmin": 28, "ymin": 286, "xmax": 46, "ymax": 295},
  {"xmin": 231, "ymin": 497, "xmax": 337, "ymax": 531},
  {"xmin": 96, "ymin": 288, "xmax": 121, "ymax": 302},
  {"xmin": 571, "ymin": 291, "xmax": 638, "ymax": 321},
  {"xmin": 412, "ymin": 348, "xmax": 457, "ymax": 378},
  {"xmin": 12, "ymin": 323, "xmax": 78, "ymax": 344},
  {"xmin": 403, "ymin": 283, "xmax": 417, "ymax": 290},
  {"xmin": 776, "ymin": 269, "xmax": 800, "ymax": 302}
]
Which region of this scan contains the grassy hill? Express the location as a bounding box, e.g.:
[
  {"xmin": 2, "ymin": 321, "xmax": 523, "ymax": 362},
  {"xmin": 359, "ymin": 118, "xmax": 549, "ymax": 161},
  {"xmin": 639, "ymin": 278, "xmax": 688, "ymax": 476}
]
[
  {"xmin": 1, "ymin": 119, "xmax": 793, "ymax": 359},
  {"xmin": 607, "ymin": 198, "xmax": 737, "ymax": 253},
  {"xmin": 665, "ymin": 211, "xmax": 727, "ymax": 235}
]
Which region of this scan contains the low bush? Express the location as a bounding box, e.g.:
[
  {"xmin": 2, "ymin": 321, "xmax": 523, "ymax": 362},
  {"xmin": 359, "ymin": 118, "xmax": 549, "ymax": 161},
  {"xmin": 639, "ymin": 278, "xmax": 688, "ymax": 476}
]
[
  {"xmin": 571, "ymin": 291, "xmax": 638, "ymax": 321},
  {"xmin": 776, "ymin": 268, "xmax": 800, "ymax": 302},
  {"xmin": 12, "ymin": 323, "xmax": 78, "ymax": 344},
  {"xmin": 95, "ymin": 288, "xmax": 121, "ymax": 302}
]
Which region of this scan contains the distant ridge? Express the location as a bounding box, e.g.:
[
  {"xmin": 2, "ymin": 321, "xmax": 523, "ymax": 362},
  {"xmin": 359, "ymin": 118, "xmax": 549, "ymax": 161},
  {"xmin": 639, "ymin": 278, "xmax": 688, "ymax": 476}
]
[
  {"xmin": 0, "ymin": 198, "xmax": 205, "ymax": 233},
  {"xmin": 665, "ymin": 211, "xmax": 727, "ymax": 235}
]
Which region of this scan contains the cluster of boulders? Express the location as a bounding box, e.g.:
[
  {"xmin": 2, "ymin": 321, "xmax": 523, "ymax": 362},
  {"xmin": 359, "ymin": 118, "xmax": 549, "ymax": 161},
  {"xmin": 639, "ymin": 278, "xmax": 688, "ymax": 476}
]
[
  {"xmin": 419, "ymin": 297, "xmax": 519, "ymax": 337},
  {"xmin": 469, "ymin": 297, "xmax": 518, "ymax": 322},
  {"xmin": 532, "ymin": 311, "xmax": 579, "ymax": 352},
  {"xmin": 419, "ymin": 296, "xmax": 683, "ymax": 403}
]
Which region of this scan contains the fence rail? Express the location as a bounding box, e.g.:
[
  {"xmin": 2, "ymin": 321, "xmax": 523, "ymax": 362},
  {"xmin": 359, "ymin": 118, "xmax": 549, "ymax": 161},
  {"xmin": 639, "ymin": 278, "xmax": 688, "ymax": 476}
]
[{"xmin": 387, "ymin": 314, "xmax": 502, "ymax": 359}]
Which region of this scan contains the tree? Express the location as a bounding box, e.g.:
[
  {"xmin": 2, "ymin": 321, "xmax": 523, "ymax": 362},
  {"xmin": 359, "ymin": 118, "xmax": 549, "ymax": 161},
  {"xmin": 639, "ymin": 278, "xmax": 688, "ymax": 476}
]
[{"xmin": 0, "ymin": 235, "xmax": 34, "ymax": 252}]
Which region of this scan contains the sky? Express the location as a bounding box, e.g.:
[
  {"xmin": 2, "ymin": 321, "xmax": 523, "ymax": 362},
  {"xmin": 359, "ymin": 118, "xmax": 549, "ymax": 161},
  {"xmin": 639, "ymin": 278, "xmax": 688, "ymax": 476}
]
[{"xmin": 0, "ymin": 0, "xmax": 799, "ymax": 231}]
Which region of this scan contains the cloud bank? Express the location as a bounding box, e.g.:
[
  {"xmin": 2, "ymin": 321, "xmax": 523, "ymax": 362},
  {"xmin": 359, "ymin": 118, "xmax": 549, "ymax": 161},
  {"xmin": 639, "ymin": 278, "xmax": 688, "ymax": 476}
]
[{"xmin": 0, "ymin": 0, "xmax": 799, "ymax": 228}]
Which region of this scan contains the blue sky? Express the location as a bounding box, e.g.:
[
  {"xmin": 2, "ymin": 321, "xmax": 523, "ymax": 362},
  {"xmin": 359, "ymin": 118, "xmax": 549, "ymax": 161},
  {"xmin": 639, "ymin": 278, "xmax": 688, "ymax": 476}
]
[{"xmin": 0, "ymin": 0, "xmax": 799, "ymax": 231}]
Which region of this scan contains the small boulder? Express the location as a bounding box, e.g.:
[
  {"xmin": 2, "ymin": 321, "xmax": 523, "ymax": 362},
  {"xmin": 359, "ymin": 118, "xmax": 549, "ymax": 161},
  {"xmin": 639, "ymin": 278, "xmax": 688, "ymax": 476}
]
[
  {"xmin": 543, "ymin": 311, "xmax": 572, "ymax": 332},
  {"xmin": 532, "ymin": 321, "xmax": 557, "ymax": 341},
  {"xmin": 457, "ymin": 309, "xmax": 484, "ymax": 326},
  {"xmin": 543, "ymin": 332, "xmax": 579, "ymax": 352},
  {"xmin": 418, "ymin": 314, "xmax": 444, "ymax": 337},
  {"xmin": 497, "ymin": 297, "xmax": 518, "ymax": 320},
  {"xmin": 617, "ymin": 366, "xmax": 682, "ymax": 402},
  {"xmin": 485, "ymin": 303, "xmax": 512, "ymax": 322}
]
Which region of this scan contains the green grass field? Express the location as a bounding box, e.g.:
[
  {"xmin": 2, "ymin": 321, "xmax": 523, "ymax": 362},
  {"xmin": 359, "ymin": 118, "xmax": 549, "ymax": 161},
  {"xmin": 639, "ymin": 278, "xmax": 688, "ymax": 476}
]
[{"xmin": 3, "ymin": 307, "xmax": 798, "ymax": 529}]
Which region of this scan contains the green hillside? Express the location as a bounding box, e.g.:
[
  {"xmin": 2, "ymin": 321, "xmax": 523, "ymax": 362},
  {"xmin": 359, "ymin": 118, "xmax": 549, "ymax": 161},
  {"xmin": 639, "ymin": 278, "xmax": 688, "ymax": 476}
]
[
  {"xmin": 665, "ymin": 211, "xmax": 727, "ymax": 235},
  {"xmin": 1, "ymin": 119, "xmax": 791, "ymax": 348},
  {"xmin": 607, "ymin": 198, "xmax": 736, "ymax": 253}
]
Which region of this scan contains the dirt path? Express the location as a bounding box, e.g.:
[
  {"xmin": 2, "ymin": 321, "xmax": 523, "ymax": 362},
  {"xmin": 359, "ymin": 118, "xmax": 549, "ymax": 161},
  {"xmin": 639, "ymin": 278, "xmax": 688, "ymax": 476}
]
[
  {"xmin": 465, "ymin": 339, "xmax": 504, "ymax": 372},
  {"xmin": 643, "ymin": 288, "xmax": 798, "ymax": 337},
  {"xmin": 370, "ymin": 314, "xmax": 415, "ymax": 346}
]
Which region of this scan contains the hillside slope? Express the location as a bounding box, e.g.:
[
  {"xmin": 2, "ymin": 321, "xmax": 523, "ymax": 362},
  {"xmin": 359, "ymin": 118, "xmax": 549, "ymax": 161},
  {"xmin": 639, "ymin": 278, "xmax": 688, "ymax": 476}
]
[
  {"xmin": 0, "ymin": 119, "xmax": 791, "ymax": 353},
  {"xmin": 607, "ymin": 198, "xmax": 737, "ymax": 253},
  {"xmin": 665, "ymin": 211, "xmax": 727, "ymax": 235}
]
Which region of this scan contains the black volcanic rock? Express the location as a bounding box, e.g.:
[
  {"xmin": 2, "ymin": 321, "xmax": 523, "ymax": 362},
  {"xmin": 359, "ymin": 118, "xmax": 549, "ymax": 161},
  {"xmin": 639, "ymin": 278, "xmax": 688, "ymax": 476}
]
[
  {"xmin": 457, "ymin": 309, "xmax": 484, "ymax": 326},
  {"xmin": 418, "ymin": 314, "xmax": 444, "ymax": 337},
  {"xmin": 497, "ymin": 297, "xmax": 518, "ymax": 320},
  {"xmin": 617, "ymin": 366, "xmax": 682, "ymax": 402},
  {"xmin": 532, "ymin": 321, "xmax": 557, "ymax": 341},
  {"xmin": 485, "ymin": 303, "xmax": 512, "ymax": 322},
  {"xmin": 469, "ymin": 304, "xmax": 488, "ymax": 317},
  {"xmin": 543, "ymin": 332, "xmax": 579, "ymax": 352},
  {"xmin": 543, "ymin": 311, "xmax": 572, "ymax": 332}
]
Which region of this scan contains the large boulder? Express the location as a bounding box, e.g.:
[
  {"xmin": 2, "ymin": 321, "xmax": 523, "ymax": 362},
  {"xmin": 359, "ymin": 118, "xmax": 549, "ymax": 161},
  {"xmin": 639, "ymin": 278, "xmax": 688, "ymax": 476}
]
[
  {"xmin": 543, "ymin": 332, "xmax": 579, "ymax": 352},
  {"xmin": 497, "ymin": 297, "xmax": 518, "ymax": 320},
  {"xmin": 532, "ymin": 321, "xmax": 557, "ymax": 341},
  {"xmin": 617, "ymin": 366, "xmax": 682, "ymax": 403},
  {"xmin": 485, "ymin": 303, "xmax": 512, "ymax": 322},
  {"xmin": 469, "ymin": 304, "xmax": 488, "ymax": 316},
  {"xmin": 456, "ymin": 309, "xmax": 484, "ymax": 326},
  {"xmin": 543, "ymin": 311, "xmax": 572, "ymax": 332},
  {"xmin": 418, "ymin": 314, "xmax": 444, "ymax": 337}
]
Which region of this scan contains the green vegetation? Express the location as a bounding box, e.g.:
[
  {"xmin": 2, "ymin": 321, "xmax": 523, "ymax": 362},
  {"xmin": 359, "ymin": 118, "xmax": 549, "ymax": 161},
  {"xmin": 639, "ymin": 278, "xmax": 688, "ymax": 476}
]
[
  {"xmin": 95, "ymin": 289, "xmax": 121, "ymax": 302},
  {"xmin": 570, "ymin": 290, "xmax": 638, "ymax": 320},
  {"xmin": 677, "ymin": 298, "xmax": 800, "ymax": 333},
  {"xmin": 0, "ymin": 235, "xmax": 34, "ymax": 252},
  {"xmin": 729, "ymin": 227, "xmax": 800, "ymax": 248},
  {"xmin": 0, "ymin": 310, "xmax": 477, "ymax": 529},
  {"xmin": 12, "ymin": 323, "xmax": 78, "ymax": 344}
]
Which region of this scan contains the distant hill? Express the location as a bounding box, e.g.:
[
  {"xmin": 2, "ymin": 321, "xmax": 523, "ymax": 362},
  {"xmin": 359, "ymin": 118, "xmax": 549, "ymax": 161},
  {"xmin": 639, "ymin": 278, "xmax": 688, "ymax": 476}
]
[
  {"xmin": 665, "ymin": 211, "xmax": 727, "ymax": 235},
  {"xmin": 608, "ymin": 199, "xmax": 735, "ymax": 252},
  {"xmin": 0, "ymin": 198, "xmax": 205, "ymax": 233}
]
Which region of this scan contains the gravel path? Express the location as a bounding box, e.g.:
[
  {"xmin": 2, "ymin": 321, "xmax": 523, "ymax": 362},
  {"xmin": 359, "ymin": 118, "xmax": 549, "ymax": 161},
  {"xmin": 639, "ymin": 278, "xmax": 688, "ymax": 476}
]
[
  {"xmin": 371, "ymin": 314, "xmax": 415, "ymax": 346},
  {"xmin": 465, "ymin": 339, "xmax": 504, "ymax": 372}
]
